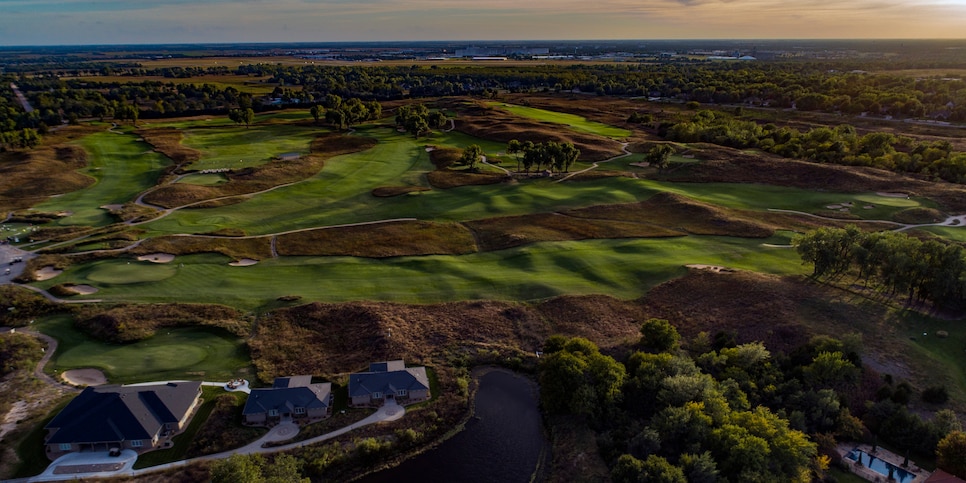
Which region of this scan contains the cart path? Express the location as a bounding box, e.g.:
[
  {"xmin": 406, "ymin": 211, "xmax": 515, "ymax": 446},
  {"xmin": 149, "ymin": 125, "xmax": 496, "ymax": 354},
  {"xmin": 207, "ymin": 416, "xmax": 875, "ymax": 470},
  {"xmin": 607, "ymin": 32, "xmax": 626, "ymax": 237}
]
[{"xmin": 555, "ymin": 142, "xmax": 631, "ymax": 183}]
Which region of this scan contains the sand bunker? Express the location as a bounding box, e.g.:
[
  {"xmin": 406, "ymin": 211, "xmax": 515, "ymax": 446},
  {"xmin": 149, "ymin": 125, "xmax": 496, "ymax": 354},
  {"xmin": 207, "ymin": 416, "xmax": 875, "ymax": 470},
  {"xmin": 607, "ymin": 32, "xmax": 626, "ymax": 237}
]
[
  {"xmin": 61, "ymin": 368, "xmax": 107, "ymax": 386},
  {"xmin": 686, "ymin": 264, "xmax": 734, "ymax": 273},
  {"xmin": 100, "ymin": 204, "xmax": 124, "ymax": 211},
  {"xmin": 68, "ymin": 284, "xmax": 99, "ymax": 295},
  {"xmin": 229, "ymin": 258, "xmax": 258, "ymax": 267},
  {"xmin": 826, "ymin": 204, "xmax": 843, "ymax": 209},
  {"xmin": 35, "ymin": 266, "xmax": 63, "ymax": 281},
  {"xmin": 137, "ymin": 253, "xmax": 175, "ymax": 264},
  {"xmin": 630, "ymin": 162, "xmax": 651, "ymax": 168},
  {"xmin": 877, "ymin": 192, "xmax": 909, "ymax": 198}
]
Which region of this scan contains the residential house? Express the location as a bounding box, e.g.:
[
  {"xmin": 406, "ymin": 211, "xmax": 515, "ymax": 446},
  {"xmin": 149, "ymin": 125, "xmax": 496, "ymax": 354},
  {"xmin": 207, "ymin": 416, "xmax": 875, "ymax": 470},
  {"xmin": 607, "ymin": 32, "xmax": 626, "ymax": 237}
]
[
  {"xmin": 44, "ymin": 381, "xmax": 202, "ymax": 457},
  {"xmin": 242, "ymin": 375, "xmax": 332, "ymax": 425},
  {"xmin": 349, "ymin": 360, "xmax": 430, "ymax": 407}
]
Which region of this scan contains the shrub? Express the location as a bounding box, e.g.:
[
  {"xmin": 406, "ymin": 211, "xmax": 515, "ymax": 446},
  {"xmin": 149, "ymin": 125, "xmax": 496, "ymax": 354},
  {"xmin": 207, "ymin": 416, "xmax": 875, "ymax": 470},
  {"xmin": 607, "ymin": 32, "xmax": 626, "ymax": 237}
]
[{"xmin": 923, "ymin": 385, "xmax": 950, "ymax": 404}]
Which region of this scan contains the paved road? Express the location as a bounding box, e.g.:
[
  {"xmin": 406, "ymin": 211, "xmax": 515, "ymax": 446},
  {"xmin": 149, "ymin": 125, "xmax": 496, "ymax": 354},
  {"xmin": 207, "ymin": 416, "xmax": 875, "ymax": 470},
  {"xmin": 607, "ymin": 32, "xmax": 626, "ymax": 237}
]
[
  {"xmin": 14, "ymin": 399, "xmax": 405, "ymax": 482},
  {"xmin": 10, "ymin": 83, "xmax": 33, "ymax": 113}
]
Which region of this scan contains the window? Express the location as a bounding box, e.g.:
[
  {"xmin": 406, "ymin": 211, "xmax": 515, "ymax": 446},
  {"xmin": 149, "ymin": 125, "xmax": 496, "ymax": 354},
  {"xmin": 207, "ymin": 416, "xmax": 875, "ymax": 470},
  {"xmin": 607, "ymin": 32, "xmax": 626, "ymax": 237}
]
[
  {"xmin": 58, "ymin": 443, "xmax": 71, "ymax": 451},
  {"xmin": 268, "ymin": 409, "xmax": 278, "ymax": 417},
  {"xmin": 294, "ymin": 407, "xmax": 305, "ymax": 415},
  {"xmin": 131, "ymin": 440, "xmax": 143, "ymax": 448},
  {"xmin": 372, "ymin": 392, "xmax": 382, "ymax": 399},
  {"xmin": 397, "ymin": 389, "xmax": 408, "ymax": 397}
]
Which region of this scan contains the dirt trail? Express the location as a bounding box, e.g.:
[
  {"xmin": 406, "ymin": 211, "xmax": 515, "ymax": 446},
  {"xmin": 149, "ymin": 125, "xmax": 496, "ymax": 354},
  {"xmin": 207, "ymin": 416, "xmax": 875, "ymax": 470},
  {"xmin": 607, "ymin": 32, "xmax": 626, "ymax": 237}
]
[{"xmin": 555, "ymin": 142, "xmax": 631, "ymax": 183}]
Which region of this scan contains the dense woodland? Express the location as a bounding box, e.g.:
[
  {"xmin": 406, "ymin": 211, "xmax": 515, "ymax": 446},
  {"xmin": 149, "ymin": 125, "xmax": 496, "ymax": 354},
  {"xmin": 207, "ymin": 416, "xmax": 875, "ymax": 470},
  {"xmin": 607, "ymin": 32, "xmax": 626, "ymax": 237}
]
[{"xmin": 539, "ymin": 322, "xmax": 961, "ymax": 482}]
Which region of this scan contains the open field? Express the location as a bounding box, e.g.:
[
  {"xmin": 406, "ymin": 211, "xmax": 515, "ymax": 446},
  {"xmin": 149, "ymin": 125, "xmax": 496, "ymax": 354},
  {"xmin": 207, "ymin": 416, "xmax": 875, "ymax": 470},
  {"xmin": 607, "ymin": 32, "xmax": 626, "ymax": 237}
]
[
  {"xmin": 488, "ymin": 102, "xmax": 632, "ymax": 139},
  {"xmin": 35, "ymin": 315, "xmax": 250, "ymax": 384},
  {"xmin": 71, "ymin": 74, "xmax": 283, "ymax": 95}
]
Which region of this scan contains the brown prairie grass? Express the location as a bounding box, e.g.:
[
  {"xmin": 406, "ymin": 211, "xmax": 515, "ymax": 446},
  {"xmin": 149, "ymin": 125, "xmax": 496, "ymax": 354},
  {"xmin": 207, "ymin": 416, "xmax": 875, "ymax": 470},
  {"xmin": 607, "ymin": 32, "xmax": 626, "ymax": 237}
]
[
  {"xmin": 249, "ymin": 297, "xmax": 639, "ymax": 382},
  {"xmin": 131, "ymin": 235, "xmax": 272, "ymax": 260},
  {"xmin": 426, "ymin": 169, "xmax": 507, "ymax": 189},
  {"xmin": 73, "ymin": 303, "xmax": 246, "ymax": 343},
  {"xmin": 0, "ymin": 141, "xmax": 93, "ymax": 213},
  {"xmin": 137, "ymin": 127, "xmax": 201, "ymax": 165},
  {"xmin": 276, "ymin": 221, "xmax": 477, "ymax": 258},
  {"xmin": 447, "ymin": 101, "xmax": 627, "ymax": 162},
  {"xmin": 143, "ymin": 133, "xmax": 377, "ymax": 208}
]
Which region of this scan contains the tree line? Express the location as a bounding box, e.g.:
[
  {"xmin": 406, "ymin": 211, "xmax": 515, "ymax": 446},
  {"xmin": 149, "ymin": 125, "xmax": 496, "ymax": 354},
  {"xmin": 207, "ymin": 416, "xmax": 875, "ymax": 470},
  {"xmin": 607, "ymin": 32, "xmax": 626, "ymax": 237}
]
[
  {"xmin": 663, "ymin": 109, "xmax": 966, "ymax": 183},
  {"xmin": 506, "ymin": 139, "xmax": 580, "ymax": 173},
  {"xmin": 797, "ymin": 225, "xmax": 966, "ymax": 309}
]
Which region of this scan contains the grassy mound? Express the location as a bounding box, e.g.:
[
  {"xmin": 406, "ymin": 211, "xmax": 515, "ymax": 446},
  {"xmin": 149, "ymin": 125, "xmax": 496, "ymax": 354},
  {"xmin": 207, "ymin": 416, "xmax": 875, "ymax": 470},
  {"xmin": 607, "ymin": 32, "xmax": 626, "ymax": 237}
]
[
  {"xmin": 451, "ymin": 101, "xmax": 626, "ymax": 162},
  {"xmin": 73, "ymin": 302, "xmax": 245, "ymax": 342},
  {"xmin": 0, "ymin": 140, "xmax": 93, "ymax": 213},
  {"xmin": 276, "ymin": 221, "xmax": 477, "ymax": 258},
  {"xmin": 137, "ymin": 127, "xmax": 201, "ymax": 165},
  {"xmin": 249, "ymin": 297, "xmax": 640, "ymax": 381},
  {"xmin": 891, "ymin": 207, "xmax": 946, "ymax": 224},
  {"xmin": 143, "ymin": 133, "xmax": 377, "ymax": 208},
  {"xmin": 133, "ymin": 235, "xmax": 272, "ymax": 260}
]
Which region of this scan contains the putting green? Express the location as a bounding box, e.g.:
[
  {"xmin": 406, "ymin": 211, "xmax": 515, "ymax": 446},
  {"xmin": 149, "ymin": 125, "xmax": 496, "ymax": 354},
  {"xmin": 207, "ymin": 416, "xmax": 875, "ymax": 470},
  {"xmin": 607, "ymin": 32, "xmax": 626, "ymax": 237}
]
[
  {"xmin": 38, "ymin": 316, "xmax": 249, "ymax": 383},
  {"xmin": 489, "ymin": 102, "xmax": 632, "ymax": 139},
  {"xmin": 177, "ymin": 173, "xmax": 228, "ymax": 186},
  {"xmin": 178, "ymin": 123, "xmax": 321, "ymax": 171},
  {"xmin": 85, "ymin": 261, "xmax": 178, "ymax": 284}
]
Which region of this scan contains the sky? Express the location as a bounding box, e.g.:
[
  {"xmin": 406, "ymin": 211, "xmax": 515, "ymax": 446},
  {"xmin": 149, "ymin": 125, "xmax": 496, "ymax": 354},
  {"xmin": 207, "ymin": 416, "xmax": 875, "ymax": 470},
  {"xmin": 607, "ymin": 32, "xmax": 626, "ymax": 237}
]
[{"xmin": 1, "ymin": 0, "xmax": 966, "ymax": 46}]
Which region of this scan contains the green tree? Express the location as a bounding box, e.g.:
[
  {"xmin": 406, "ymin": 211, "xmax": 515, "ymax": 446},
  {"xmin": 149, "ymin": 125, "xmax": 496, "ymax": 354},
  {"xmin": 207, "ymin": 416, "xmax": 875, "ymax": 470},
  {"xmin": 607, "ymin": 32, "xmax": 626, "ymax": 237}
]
[
  {"xmin": 639, "ymin": 318, "xmax": 680, "ymax": 353},
  {"xmin": 211, "ymin": 454, "xmax": 265, "ymax": 483},
  {"xmin": 460, "ymin": 144, "xmax": 484, "ymax": 170},
  {"xmin": 310, "ymin": 105, "xmax": 324, "ymax": 124},
  {"xmin": 937, "ymin": 431, "xmax": 966, "ymax": 478},
  {"xmin": 646, "ymin": 144, "xmax": 675, "ymax": 171}
]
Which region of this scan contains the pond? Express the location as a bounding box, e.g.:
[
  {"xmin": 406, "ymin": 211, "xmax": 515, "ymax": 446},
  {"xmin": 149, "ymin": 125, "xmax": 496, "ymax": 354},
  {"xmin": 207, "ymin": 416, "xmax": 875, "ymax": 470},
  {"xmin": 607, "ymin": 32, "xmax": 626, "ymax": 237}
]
[{"xmin": 360, "ymin": 368, "xmax": 549, "ymax": 483}]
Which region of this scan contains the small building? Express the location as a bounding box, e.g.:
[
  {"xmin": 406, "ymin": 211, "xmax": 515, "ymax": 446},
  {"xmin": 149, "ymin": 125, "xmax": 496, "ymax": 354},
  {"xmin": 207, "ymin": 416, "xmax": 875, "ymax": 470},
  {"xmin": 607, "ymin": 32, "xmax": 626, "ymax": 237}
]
[
  {"xmin": 44, "ymin": 381, "xmax": 202, "ymax": 458},
  {"xmin": 242, "ymin": 376, "xmax": 332, "ymax": 425},
  {"xmin": 349, "ymin": 360, "xmax": 430, "ymax": 407},
  {"xmin": 926, "ymin": 470, "xmax": 966, "ymax": 483}
]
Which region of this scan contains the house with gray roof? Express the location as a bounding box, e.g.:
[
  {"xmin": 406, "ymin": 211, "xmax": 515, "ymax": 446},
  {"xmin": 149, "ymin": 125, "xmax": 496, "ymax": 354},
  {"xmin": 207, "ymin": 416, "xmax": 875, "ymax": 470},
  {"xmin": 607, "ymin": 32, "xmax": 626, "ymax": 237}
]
[
  {"xmin": 349, "ymin": 360, "xmax": 430, "ymax": 407},
  {"xmin": 44, "ymin": 381, "xmax": 202, "ymax": 458},
  {"xmin": 242, "ymin": 376, "xmax": 332, "ymax": 425}
]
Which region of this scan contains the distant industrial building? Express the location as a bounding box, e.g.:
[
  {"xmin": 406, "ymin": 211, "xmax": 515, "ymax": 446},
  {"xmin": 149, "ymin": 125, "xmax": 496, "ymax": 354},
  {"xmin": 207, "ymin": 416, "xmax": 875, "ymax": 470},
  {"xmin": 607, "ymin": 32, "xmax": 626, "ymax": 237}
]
[{"xmin": 455, "ymin": 46, "xmax": 549, "ymax": 57}]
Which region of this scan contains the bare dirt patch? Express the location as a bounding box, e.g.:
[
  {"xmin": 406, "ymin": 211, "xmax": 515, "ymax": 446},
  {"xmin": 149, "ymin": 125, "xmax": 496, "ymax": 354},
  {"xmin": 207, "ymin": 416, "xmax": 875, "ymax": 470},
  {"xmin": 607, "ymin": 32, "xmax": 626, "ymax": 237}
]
[
  {"xmin": 34, "ymin": 266, "xmax": 63, "ymax": 281},
  {"xmin": 685, "ymin": 264, "xmax": 734, "ymax": 273},
  {"xmin": 137, "ymin": 253, "xmax": 175, "ymax": 264},
  {"xmin": 61, "ymin": 368, "xmax": 107, "ymax": 386}
]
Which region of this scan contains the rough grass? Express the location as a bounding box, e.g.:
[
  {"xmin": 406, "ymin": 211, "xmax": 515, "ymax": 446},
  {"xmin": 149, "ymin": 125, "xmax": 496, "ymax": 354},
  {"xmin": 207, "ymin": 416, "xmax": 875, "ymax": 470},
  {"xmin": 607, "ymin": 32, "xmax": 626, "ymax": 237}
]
[
  {"xmin": 276, "ymin": 221, "xmax": 478, "ymax": 258},
  {"xmin": 450, "ymin": 101, "xmax": 626, "ymax": 162},
  {"xmin": 137, "ymin": 127, "xmax": 201, "ymax": 166},
  {"xmin": 0, "ymin": 138, "xmax": 94, "ymax": 213},
  {"xmin": 488, "ymin": 102, "xmax": 632, "ymax": 139},
  {"xmin": 132, "ymin": 234, "xmax": 273, "ymax": 260},
  {"xmin": 72, "ymin": 302, "xmax": 247, "ymax": 342}
]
